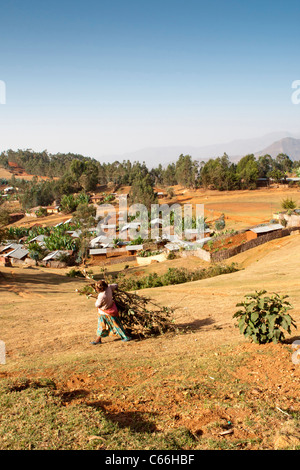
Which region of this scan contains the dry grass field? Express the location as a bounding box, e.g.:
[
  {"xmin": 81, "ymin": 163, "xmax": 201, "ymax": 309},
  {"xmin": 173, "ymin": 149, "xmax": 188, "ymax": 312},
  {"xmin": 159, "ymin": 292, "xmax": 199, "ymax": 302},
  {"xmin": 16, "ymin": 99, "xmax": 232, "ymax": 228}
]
[
  {"xmin": 6, "ymin": 183, "xmax": 300, "ymax": 234},
  {"xmin": 1, "ymin": 230, "xmax": 300, "ymax": 450}
]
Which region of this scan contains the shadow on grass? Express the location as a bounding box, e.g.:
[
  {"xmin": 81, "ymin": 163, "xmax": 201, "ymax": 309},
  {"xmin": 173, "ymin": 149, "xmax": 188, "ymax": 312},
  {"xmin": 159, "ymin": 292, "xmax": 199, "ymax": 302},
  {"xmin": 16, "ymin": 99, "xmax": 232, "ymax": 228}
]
[
  {"xmin": 87, "ymin": 399, "xmax": 158, "ymax": 433},
  {"xmin": 176, "ymin": 317, "xmax": 215, "ymax": 332},
  {"xmin": 0, "ymin": 269, "xmax": 81, "ymax": 291}
]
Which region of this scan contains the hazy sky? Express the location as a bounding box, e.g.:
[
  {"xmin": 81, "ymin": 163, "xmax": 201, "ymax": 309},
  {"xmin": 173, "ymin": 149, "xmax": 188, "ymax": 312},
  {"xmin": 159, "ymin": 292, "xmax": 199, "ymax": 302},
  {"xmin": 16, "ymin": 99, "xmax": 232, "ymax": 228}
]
[{"xmin": 1, "ymin": 0, "xmax": 300, "ymax": 161}]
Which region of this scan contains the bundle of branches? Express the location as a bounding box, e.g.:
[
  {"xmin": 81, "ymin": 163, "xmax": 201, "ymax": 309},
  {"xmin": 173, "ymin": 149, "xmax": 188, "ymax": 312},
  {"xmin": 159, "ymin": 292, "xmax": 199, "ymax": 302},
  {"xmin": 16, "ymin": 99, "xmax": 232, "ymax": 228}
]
[{"xmin": 76, "ymin": 270, "xmax": 178, "ymax": 339}]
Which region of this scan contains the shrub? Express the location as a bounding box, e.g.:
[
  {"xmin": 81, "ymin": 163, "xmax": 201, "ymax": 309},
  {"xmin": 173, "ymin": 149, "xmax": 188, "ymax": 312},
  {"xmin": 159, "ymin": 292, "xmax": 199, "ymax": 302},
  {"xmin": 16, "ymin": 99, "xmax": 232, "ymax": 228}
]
[
  {"xmin": 214, "ymin": 218, "xmax": 225, "ymax": 231},
  {"xmin": 116, "ymin": 263, "xmax": 239, "ymax": 291},
  {"xmin": 281, "ymin": 198, "xmax": 297, "ymax": 211},
  {"xmin": 66, "ymin": 268, "xmax": 85, "ymax": 277},
  {"xmin": 233, "ymin": 290, "xmax": 296, "ymax": 344}
]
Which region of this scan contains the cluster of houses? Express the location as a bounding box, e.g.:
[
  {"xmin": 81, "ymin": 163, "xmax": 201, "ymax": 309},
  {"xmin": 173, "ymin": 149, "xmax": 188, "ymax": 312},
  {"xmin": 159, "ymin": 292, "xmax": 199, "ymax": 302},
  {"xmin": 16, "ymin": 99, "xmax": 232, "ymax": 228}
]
[
  {"xmin": 2, "ymin": 210, "xmax": 300, "ymax": 268},
  {"xmin": 2, "ymin": 181, "xmax": 300, "ymax": 268}
]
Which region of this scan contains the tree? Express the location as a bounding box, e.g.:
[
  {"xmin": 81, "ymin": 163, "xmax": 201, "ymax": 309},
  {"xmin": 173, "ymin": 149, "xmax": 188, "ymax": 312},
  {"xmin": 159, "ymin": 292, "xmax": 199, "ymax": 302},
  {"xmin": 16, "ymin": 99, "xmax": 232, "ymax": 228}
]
[
  {"xmin": 175, "ymin": 154, "xmax": 197, "ymax": 188},
  {"xmin": 257, "ymin": 154, "xmax": 274, "ymax": 178},
  {"xmin": 0, "ymin": 207, "xmax": 10, "ymax": 228},
  {"xmin": 60, "ymin": 194, "xmax": 78, "ymax": 214},
  {"xmin": 79, "ymin": 162, "xmax": 99, "ymax": 192},
  {"xmin": 236, "ymin": 154, "xmax": 258, "ymax": 189},
  {"xmin": 162, "ymin": 163, "xmax": 177, "ymax": 186},
  {"xmin": 72, "ymin": 203, "xmax": 97, "ymax": 264},
  {"xmin": 269, "ymin": 169, "xmax": 285, "ymax": 183},
  {"xmin": 275, "ymin": 153, "xmax": 293, "ymax": 173},
  {"xmin": 200, "ymin": 154, "xmax": 237, "ymax": 190},
  {"xmin": 129, "ymin": 174, "xmax": 158, "ymax": 210}
]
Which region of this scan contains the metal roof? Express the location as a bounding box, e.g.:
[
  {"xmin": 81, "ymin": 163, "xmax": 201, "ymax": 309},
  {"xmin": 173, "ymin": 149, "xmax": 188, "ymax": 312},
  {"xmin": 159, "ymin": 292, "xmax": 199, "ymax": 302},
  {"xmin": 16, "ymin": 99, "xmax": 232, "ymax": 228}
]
[
  {"xmin": 250, "ymin": 224, "xmax": 284, "ymax": 234},
  {"xmin": 89, "ymin": 235, "xmax": 111, "ymax": 247},
  {"xmin": 165, "ymin": 238, "xmax": 211, "ymax": 251},
  {"xmin": 4, "ymin": 247, "xmax": 29, "ymax": 259},
  {"xmin": 126, "ymin": 245, "xmax": 143, "ymax": 251},
  {"xmin": 43, "ymin": 250, "xmax": 70, "ymax": 261},
  {"xmin": 29, "ymin": 235, "xmax": 45, "ymax": 243},
  {"xmin": 89, "ymin": 248, "xmax": 107, "ymax": 255},
  {"xmin": 120, "ymin": 223, "xmax": 141, "ymax": 231},
  {"xmin": 0, "ymin": 243, "xmax": 23, "ymax": 253}
]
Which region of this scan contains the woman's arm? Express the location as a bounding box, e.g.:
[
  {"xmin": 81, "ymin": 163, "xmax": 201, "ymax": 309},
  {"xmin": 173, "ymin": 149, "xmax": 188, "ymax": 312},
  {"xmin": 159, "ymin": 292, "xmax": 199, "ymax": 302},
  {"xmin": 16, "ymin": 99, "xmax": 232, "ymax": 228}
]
[{"xmin": 95, "ymin": 292, "xmax": 105, "ymax": 308}]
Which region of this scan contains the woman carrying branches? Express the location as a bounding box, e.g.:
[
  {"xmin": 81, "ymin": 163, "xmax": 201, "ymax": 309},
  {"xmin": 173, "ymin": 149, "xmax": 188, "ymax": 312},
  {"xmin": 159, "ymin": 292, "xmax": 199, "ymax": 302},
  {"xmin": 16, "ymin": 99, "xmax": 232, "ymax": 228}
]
[{"xmin": 91, "ymin": 280, "xmax": 132, "ymax": 345}]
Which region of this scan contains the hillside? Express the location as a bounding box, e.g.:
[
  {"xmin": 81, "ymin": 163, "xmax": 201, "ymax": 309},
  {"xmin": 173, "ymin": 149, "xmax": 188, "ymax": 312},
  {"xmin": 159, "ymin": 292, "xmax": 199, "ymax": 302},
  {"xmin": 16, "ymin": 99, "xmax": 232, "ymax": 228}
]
[
  {"xmin": 0, "ymin": 233, "xmax": 300, "ymax": 450},
  {"xmin": 255, "ymin": 137, "xmax": 300, "ymax": 161},
  {"xmin": 0, "ymin": 161, "xmax": 55, "ymax": 181}
]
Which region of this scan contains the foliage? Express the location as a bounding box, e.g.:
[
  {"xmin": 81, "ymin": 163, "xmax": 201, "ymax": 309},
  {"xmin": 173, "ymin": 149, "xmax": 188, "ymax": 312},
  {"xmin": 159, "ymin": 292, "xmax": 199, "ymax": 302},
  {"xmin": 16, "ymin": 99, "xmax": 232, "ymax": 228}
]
[
  {"xmin": 233, "ymin": 290, "xmax": 296, "ymax": 344},
  {"xmin": 0, "ymin": 207, "xmax": 10, "ymax": 228},
  {"xmin": 113, "ymin": 264, "xmax": 239, "ymax": 291},
  {"xmin": 268, "ymin": 169, "xmax": 285, "ymax": 183},
  {"xmin": 175, "ymin": 154, "xmax": 198, "ymax": 188},
  {"xmin": 57, "ymin": 252, "xmax": 72, "ymax": 263},
  {"xmin": 138, "ymin": 250, "xmax": 162, "ymax": 257},
  {"xmin": 35, "ymin": 207, "xmax": 48, "ymax": 217},
  {"xmin": 72, "ymin": 203, "xmax": 96, "ymax": 264},
  {"xmin": 281, "ymin": 198, "xmax": 297, "ymax": 211},
  {"xmin": 129, "ymin": 174, "xmax": 157, "ymax": 210},
  {"xmin": 66, "ymin": 268, "xmax": 85, "ymax": 277},
  {"xmin": 27, "ymin": 242, "xmax": 47, "ymax": 261},
  {"xmin": 200, "ymin": 153, "xmax": 238, "ymax": 190},
  {"xmin": 5, "ymin": 226, "xmax": 29, "ymax": 240},
  {"xmin": 214, "ymin": 214, "xmax": 226, "ymax": 231},
  {"xmin": 44, "ymin": 233, "xmax": 78, "ymax": 251},
  {"xmin": 60, "ymin": 194, "xmax": 78, "ymax": 214},
  {"xmin": 236, "ymin": 154, "xmax": 258, "ymax": 189},
  {"xmin": 129, "ymin": 236, "xmax": 144, "ymax": 246}
]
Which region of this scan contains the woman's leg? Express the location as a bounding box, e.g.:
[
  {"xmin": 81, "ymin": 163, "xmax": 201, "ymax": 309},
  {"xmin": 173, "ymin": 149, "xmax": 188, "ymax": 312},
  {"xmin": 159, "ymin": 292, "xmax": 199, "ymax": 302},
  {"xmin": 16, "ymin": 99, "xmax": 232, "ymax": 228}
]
[
  {"xmin": 92, "ymin": 315, "xmax": 110, "ymax": 343},
  {"xmin": 108, "ymin": 316, "xmax": 131, "ymax": 341}
]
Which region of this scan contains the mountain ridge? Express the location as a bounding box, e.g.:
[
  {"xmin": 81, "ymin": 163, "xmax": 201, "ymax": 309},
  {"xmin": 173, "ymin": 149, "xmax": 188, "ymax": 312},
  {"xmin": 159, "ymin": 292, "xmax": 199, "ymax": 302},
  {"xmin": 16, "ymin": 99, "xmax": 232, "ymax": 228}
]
[{"xmin": 98, "ymin": 132, "xmax": 300, "ymax": 167}]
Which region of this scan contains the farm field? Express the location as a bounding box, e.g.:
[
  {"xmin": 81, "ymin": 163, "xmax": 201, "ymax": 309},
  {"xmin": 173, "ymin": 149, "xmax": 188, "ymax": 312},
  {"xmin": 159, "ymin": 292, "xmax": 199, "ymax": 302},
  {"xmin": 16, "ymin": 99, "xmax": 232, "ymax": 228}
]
[
  {"xmin": 170, "ymin": 185, "xmax": 300, "ymax": 230},
  {"xmin": 6, "ymin": 184, "xmax": 300, "ymax": 234},
  {"xmin": 1, "ymin": 233, "xmax": 300, "ymax": 450}
]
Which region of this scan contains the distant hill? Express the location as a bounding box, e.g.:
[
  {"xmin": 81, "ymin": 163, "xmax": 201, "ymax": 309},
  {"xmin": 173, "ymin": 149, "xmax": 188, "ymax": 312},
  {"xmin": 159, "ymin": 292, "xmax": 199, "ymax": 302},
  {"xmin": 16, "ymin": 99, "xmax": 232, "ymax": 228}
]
[
  {"xmin": 254, "ymin": 137, "xmax": 300, "ymax": 161},
  {"xmin": 99, "ymin": 131, "xmax": 300, "ymax": 167}
]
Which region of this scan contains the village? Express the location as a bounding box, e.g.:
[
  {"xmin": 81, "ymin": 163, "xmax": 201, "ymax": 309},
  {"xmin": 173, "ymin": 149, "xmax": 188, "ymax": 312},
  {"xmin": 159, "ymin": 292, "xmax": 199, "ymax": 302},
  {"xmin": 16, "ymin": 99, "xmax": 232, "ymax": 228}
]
[{"xmin": 1, "ymin": 177, "xmax": 300, "ymax": 271}]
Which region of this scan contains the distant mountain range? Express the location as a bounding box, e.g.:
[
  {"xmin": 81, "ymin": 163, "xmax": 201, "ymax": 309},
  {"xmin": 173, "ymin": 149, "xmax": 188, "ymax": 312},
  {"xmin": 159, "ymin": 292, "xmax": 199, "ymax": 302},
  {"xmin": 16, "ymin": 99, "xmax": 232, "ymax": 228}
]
[
  {"xmin": 254, "ymin": 137, "xmax": 300, "ymax": 161},
  {"xmin": 98, "ymin": 132, "xmax": 300, "ymax": 167}
]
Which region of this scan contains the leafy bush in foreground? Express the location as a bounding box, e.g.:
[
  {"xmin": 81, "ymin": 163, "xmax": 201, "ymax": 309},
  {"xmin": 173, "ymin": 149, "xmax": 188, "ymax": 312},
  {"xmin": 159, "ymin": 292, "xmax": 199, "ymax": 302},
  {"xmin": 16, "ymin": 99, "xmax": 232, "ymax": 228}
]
[{"xmin": 233, "ymin": 290, "xmax": 296, "ymax": 344}]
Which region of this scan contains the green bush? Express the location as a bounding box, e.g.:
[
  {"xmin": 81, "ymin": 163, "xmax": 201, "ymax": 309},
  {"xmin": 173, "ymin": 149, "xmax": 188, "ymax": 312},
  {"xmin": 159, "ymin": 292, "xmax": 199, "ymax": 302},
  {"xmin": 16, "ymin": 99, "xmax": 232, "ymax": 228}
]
[
  {"xmin": 233, "ymin": 290, "xmax": 296, "ymax": 344},
  {"xmin": 116, "ymin": 263, "xmax": 239, "ymax": 291},
  {"xmin": 281, "ymin": 198, "xmax": 297, "ymax": 211},
  {"xmin": 66, "ymin": 268, "xmax": 84, "ymax": 277}
]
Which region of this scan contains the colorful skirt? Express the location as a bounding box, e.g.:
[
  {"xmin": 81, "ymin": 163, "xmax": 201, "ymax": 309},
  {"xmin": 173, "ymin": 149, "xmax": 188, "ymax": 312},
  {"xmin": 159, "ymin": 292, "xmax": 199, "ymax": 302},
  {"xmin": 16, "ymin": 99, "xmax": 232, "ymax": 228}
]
[{"xmin": 97, "ymin": 309, "xmax": 130, "ymax": 340}]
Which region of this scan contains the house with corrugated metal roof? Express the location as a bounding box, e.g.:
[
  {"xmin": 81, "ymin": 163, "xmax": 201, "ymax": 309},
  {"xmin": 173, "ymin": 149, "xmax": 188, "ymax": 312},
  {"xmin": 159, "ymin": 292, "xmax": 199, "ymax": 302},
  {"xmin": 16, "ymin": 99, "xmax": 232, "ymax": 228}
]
[
  {"xmin": 248, "ymin": 223, "xmax": 284, "ymax": 237},
  {"xmin": 42, "ymin": 250, "xmax": 73, "ymax": 267},
  {"xmin": 3, "ymin": 247, "xmax": 30, "ymax": 266}
]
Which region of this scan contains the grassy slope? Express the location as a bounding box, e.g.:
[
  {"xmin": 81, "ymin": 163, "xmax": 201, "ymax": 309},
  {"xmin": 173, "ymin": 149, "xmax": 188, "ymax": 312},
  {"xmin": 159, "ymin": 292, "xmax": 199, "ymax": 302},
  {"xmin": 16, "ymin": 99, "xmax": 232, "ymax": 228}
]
[{"xmin": 0, "ymin": 234, "xmax": 300, "ymax": 449}]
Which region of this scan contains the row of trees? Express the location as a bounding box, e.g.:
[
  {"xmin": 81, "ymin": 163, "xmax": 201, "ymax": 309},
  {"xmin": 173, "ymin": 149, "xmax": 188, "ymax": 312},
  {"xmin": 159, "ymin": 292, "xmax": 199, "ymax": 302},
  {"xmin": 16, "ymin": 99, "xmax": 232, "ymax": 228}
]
[{"xmin": 2, "ymin": 149, "xmax": 300, "ymax": 211}]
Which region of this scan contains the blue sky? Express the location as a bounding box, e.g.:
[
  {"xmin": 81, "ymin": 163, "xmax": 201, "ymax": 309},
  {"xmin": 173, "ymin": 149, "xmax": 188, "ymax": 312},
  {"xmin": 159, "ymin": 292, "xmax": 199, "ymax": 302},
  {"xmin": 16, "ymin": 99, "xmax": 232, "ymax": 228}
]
[{"xmin": 0, "ymin": 0, "xmax": 300, "ymax": 161}]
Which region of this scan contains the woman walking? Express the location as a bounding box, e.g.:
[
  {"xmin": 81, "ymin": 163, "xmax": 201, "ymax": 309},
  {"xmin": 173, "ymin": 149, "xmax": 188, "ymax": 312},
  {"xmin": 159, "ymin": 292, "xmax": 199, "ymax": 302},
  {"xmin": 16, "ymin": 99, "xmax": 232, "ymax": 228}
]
[{"xmin": 91, "ymin": 280, "xmax": 131, "ymax": 344}]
